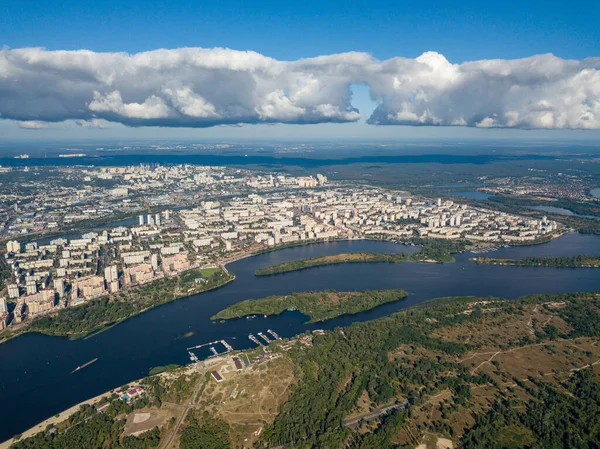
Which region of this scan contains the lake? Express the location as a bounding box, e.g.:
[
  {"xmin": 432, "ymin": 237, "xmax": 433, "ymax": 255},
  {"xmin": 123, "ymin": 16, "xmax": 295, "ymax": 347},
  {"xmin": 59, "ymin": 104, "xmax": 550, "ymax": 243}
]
[
  {"xmin": 529, "ymin": 205, "xmax": 600, "ymax": 220},
  {"xmin": 451, "ymin": 190, "xmax": 492, "ymax": 201},
  {"xmin": 1, "ymin": 232, "xmax": 600, "ymax": 442}
]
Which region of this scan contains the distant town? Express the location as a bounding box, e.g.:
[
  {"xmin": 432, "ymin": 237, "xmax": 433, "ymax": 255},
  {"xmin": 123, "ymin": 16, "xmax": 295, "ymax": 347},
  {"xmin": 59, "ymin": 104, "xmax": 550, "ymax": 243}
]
[{"xmin": 0, "ymin": 163, "xmax": 561, "ymax": 331}]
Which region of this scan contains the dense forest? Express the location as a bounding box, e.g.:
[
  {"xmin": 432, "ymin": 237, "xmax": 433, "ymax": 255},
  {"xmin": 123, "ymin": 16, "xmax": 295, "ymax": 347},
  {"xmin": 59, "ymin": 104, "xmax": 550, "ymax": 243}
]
[
  {"xmin": 260, "ymin": 292, "xmax": 600, "ymax": 448},
  {"xmin": 461, "ymin": 369, "xmax": 600, "ymax": 449},
  {"xmin": 408, "ymin": 238, "xmax": 469, "ymax": 263},
  {"xmin": 211, "ymin": 289, "xmax": 408, "ymax": 323},
  {"xmin": 255, "ymin": 252, "xmax": 408, "ymax": 276},
  {"xmin": 473, "ymin": 254, "xmax": 600, "ymax": 267},
  {"xmin": 179, "ymin": 413, "xmax": 231, "ymax": 449}
]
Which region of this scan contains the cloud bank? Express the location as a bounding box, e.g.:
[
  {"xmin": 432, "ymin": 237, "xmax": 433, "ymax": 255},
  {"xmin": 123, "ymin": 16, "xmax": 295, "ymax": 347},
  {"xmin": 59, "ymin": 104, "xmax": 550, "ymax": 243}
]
[{"xmin": 1, "ymin": 47, "xmax": 598, "ymax": 129}]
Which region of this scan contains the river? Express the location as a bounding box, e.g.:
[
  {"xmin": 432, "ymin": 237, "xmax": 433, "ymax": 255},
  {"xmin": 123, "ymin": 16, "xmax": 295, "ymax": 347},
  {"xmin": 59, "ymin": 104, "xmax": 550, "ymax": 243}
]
[{"xmin": 1, "ymin": 232, "xmax": 600, "ymax": 442}]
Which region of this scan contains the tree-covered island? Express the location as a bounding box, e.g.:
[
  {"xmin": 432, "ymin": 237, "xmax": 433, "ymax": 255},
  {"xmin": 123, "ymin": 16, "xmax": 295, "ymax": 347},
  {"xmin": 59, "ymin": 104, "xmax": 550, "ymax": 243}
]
[
  {"xmin": 255, "ymin": 252, "xmax": 408, "ymax": 275},
  {"xmin": 211, "ymin": 289, "xmax": 408, "ymax": 323}
]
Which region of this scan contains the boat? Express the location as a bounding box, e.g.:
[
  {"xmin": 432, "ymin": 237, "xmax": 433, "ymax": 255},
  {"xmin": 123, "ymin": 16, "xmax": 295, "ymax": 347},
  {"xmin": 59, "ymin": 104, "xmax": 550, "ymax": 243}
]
[{"xmin": 70, "ymin": 358, "xmax": 98, "ymax": 374}]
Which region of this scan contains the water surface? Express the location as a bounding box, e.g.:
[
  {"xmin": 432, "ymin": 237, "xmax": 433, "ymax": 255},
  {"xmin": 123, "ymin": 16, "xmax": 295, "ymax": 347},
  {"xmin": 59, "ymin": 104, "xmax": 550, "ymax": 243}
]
[{"xmin": 1, "ymin": 233, "xmax": 600, "ymax": 442}]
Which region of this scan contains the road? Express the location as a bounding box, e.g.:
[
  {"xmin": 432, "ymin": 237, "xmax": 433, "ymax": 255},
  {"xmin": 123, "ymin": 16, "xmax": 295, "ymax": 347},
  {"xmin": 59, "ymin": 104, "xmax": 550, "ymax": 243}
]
[{"xmin": 343, "ymin": 403, "xmax": 405, "ymax": 429}]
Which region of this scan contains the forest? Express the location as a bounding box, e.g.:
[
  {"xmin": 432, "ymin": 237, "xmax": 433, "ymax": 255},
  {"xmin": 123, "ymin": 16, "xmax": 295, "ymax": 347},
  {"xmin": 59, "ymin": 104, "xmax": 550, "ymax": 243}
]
[
  {"xmin": 9, "ymin": 398, "xmax": 162, "ymax": 449},
  {"xmin": 473, "ymin": 254, "xmax": 600, "ymax": 267},
  {"xmin": 211, "ymin": 289, "xmax": 408, "ymax": 323},
  {"xmin": 260, "ymin": 292, "xmax": 600, "ymax": 448},
  {"xmin": 408, "ymin": 238, "xmax": 469, "ymax": 263}
]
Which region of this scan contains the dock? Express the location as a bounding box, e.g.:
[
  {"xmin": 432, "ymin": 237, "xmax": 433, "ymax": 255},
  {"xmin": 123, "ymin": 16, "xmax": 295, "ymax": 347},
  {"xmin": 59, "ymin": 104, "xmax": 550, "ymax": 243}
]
[
  {"xmin": 267, "ymin": 329, "xmax": 281, "ymax": 340},
  {"xmin": 258, "ymin": 332, "xmax": 272, "ymax": 344},
  {"xmin": 248, "ymin": 334, "xmax": 263, "ymax": 346}
]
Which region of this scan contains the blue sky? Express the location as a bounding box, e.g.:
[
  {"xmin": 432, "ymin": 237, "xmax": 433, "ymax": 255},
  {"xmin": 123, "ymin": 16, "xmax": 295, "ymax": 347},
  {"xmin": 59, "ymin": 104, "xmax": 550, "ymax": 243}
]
[{"xmin": 2, "ymin": 0, "xmax": 599, "ymax": 140}]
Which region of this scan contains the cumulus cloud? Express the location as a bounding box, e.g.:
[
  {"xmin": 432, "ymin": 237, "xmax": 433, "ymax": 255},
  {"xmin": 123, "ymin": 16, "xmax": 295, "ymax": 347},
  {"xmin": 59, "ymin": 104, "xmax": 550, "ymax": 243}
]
[{"xmin": 0, "ymin": 47, "xmax": 598, "ymax": 129}]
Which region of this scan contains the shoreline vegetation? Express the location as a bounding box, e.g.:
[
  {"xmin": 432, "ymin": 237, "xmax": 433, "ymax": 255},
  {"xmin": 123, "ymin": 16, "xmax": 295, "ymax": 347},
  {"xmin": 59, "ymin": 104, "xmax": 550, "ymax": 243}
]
[
  {"xmin": 472, "ymin": 254, "xmax": 600, "ymax": 268},
  {"xmin": 0, "ymin": 233, "xmax": 562, "ymax": 347},
  {"xmin": 8, "ymin": 291, "xmax": 600, "ymax": 449},
  {"xmin": 0, "ymin": 267, "xmax": 234, "ymax": 344},
  {"xmin": 211, "ymin": 289, "xmax": 408, "ymax": 323},
  {"xmin": 255, "ymin": 252, "xmax": 409, "ymax": 276}
]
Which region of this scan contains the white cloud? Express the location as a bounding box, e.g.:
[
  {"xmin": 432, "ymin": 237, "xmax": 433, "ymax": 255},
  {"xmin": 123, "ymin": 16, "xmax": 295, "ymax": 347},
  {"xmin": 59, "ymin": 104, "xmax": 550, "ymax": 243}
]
[
  {"xmin": 18, "ymin": 120, "xmax": 49, "ymax": 129},
  {"xmin": 0, "ymin": 47, "xmax": 598, "ymax": 129}
]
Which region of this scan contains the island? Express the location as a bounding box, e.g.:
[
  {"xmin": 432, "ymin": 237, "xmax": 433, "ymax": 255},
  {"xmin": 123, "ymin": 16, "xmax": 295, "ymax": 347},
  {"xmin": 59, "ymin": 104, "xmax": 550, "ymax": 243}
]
[
  {"xmin": 254, "ymin": 252, "xmax": 408, "ymax": 275},
  {"xmin": 211, "ymin": 289, "xmax": 408, "ymax": 323},
  {"xmin": 472, "ymin": 254, "xmax": 600, "ymax": 267}
]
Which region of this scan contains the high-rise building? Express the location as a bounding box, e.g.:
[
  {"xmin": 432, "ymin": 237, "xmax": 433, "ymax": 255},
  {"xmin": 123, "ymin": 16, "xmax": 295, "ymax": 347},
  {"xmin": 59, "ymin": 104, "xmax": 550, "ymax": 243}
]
[
  {"xmin": 6, "ymin": 240, "xmax": 21, "ymax": 254},
  {"xmin": 139, "ymin": 215, "xmax": 144, "ymax": 226},
  {"xmin": 104, "ymin": 265, "xmax": 118, "ymax": 283},
  {"xmin": 155, "ymin": 213, "xmax": 161, "ymax": 226},
  {"xmin": 0, "ymin": 297, "xmax": 7, "ymax": 314},
  {"xmin": 53, "ymin": 278, "xmax": 65, "ymax": 297},
  {"xmin": 151, "ymin": 253, "xmax": 159, "ymax": 271},
  {"xmin": 26, "ymin": 282, "xmax": 37, "ymax": 295},
  {"xmin": 8, "ymin": 284, "xmax": 19, "ymax": 299},
  {"xmin": 147, "ymin": 214, "xmax": 154, "ymax": 226}
]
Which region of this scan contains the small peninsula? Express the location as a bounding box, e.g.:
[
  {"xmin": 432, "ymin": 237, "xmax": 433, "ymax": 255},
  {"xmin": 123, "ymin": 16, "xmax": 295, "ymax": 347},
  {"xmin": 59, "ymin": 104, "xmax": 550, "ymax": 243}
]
[
  {"xmin": 472, "ymin": 255, "xmax": 600, "ymax": 268},
  {"xmin": 254, "ymin": 252, "xmax": 408, "ymax": 275},
  {"xmin": 211, "ymin": 289, "xmax": 408, "ymax": 323}
]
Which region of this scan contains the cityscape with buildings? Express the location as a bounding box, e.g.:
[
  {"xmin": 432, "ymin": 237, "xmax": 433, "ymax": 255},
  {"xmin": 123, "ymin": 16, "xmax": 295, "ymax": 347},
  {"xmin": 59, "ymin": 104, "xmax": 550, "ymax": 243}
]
[{"xmin": 0, "ymin": 164, "xmax": 560, "ymax": 331}]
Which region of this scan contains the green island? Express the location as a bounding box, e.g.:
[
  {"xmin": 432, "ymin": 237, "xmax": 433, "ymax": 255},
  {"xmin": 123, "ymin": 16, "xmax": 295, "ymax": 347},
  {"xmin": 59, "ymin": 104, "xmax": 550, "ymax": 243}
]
[
  {"xmin": 11, "ymin": 291, "xmax": 600, "ymax": 449},
  {"xmin": 255, "ymin": 252, "xmax": 408, "ymax": 275},
  {"xmin": 473, "ymin": 254, "xmax": 600, "ymax": 267},
  {"xmin": 0, "ymin": 267, "xmax": 234, "ymax": 343},
  {"xmin": 211, "ymin": 289, "xmax": 408, "ymax": 323}
]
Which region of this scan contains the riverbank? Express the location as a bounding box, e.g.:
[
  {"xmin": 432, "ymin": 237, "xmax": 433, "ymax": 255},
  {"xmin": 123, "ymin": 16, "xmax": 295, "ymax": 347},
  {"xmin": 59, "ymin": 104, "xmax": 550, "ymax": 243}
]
[
  {"xmin": 0, "ymin": 267, "xmax": 234, "ymax": 345},
  {"xmin": 472, "ymin": 255, "xmax": 600, "ymax": 268},
  {"xmin": 0, "ymin": 390, "xmax": 110, "ymax": 449},
  {"xmin": 211, "ymin": 289, "xmax": 408, "ymax": 323}
]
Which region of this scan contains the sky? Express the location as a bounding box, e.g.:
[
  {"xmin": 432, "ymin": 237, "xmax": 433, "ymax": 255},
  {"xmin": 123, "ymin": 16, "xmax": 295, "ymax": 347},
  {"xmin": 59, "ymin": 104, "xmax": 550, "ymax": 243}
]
[{"xmin": 1, "ymin": 0, "xmax": 599, "ymax": 141}]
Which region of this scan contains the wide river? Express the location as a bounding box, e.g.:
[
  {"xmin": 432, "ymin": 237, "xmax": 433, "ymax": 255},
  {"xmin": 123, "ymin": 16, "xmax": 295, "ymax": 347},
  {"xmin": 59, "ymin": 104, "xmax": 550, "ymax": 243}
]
[{"xmin": 1, "ymin": 231, "xmax": 600, "ymax": 442}]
